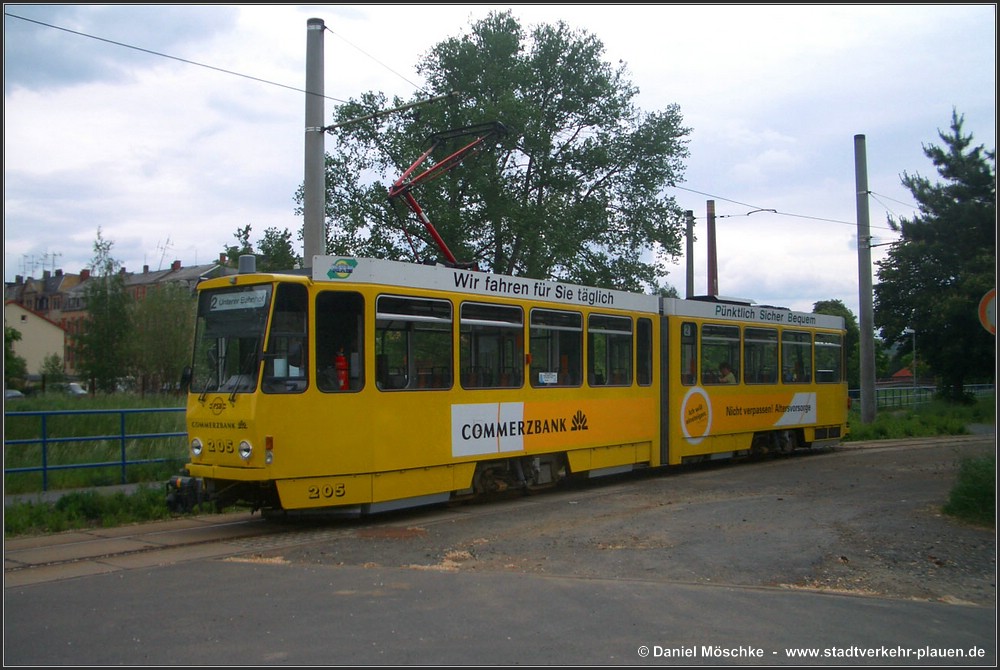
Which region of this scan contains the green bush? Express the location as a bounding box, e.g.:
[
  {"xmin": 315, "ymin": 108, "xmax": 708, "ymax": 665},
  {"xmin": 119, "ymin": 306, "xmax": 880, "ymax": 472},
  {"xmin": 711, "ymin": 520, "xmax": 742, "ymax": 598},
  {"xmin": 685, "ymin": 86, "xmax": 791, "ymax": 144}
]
[
  {"xmin": 5, "ymin": 485, "xmax": 176, "ymax": 537},
  {"xmin": 943, "ymin": 455, "xmax": 996, "ymax": 527}
]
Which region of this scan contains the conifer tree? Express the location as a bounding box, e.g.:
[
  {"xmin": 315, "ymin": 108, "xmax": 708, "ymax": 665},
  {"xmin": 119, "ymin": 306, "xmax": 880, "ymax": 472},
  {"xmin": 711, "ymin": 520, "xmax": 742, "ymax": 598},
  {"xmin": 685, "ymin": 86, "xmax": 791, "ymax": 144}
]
[{"xmin": 873, "ymin": 111, "xmax": 996, "ymax": 400}]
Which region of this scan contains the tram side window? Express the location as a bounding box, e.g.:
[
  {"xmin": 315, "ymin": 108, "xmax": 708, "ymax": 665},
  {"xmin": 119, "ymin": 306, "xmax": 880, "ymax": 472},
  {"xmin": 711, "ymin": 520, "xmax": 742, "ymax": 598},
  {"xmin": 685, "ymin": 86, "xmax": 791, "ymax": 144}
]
[
  {"xmin": 529, "ymin": 309, "xmax": 582, "ymax": 387},
  {"xmin": 743, "ymin": 327, "xmax": 778, "ymax": 384},
  {"xmin": 680, "ymin": 322, "xmax": 697, "ymax": 385},
  {"xmin": 814, "ymin": 332, "xmax": 843, "ymax": 383},
  {"xmin": 460, "ymin": 302, "xmax": 524, "ymax": 389},
  {"xmin": 782, "ymin": 330, "xmax": 812, "ymax": 383},
  {"xmin": 315, "ymin": 291, "xmax": 364, "ymax": 392},
  {"xmin": 375, "ymin": 295, "xmax": 452, "ymax": 391},
  {"xmin": 529, "ymin": 309, "xmax": 583, "ymax": 388},
  {"xmin": 701, "ymin": 323, "xmax": 740, "ymax": 384},
  {"xmin": 588, "ymin": 314, "xmax": 632, "ymax": 386},
  {"xmin": 636, "ymin": 318, "xmax": 653, "ymax": 386},
  {"xmin": 262, "ymin": 283, "xmax": 308, "ymax": 394}
]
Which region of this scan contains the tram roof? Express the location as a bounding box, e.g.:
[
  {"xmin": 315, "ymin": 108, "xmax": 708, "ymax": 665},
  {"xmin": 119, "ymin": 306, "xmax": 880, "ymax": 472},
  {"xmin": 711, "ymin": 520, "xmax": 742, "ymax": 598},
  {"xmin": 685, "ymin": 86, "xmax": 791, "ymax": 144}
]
[
  {"xmin": 660, "ymin": 296, "xmax": 845, "ymax": 330},
  {"xmin": 311, "ymin": 256, "xmax": 660, "ymax": 313}
]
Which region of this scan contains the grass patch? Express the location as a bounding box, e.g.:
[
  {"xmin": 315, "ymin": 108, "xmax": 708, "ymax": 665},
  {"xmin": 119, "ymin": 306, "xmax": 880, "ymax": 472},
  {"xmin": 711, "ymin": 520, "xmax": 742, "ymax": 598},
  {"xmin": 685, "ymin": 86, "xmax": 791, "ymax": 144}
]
[{"xmin": 845, "ymin": 395, "xmax": 993, "ymax": 442}]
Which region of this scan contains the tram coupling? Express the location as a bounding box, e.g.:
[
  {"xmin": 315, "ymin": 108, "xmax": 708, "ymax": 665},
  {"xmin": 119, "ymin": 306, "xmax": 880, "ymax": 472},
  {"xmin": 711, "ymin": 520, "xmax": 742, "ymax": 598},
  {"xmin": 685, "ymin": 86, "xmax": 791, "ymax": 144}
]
[{"xmin": 166, "ymin": 471, "xmax": 206, "ymax": 513}]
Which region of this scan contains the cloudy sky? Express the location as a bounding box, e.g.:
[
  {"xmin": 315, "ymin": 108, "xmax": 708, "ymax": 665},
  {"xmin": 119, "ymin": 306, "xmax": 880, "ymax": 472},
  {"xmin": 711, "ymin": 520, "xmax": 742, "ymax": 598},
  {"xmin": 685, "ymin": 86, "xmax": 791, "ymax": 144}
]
[{"xmin": 4, "ymin": 4, "xmax": 996, "ymax": 318}]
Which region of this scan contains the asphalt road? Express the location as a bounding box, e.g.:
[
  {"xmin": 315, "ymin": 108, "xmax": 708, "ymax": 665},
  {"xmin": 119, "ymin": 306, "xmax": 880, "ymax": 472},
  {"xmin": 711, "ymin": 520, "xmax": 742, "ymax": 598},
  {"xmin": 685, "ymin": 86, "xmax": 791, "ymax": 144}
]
[{"xmin": 3, "ymin": 434, "xmax": 996, "ymax": 666}]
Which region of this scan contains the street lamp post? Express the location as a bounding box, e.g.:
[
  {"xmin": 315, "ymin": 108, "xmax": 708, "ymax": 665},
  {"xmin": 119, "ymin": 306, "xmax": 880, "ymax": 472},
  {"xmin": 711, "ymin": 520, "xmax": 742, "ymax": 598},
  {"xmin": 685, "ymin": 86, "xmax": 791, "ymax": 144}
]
[{"xmin": 903, "ymin": 327, "xmax": 916, "ymax": 389}]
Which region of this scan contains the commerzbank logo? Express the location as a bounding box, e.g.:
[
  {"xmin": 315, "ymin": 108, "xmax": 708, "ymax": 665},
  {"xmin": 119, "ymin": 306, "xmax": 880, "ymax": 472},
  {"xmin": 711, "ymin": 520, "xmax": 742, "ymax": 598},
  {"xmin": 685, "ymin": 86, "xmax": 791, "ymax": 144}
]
[{"xmin": 326, "ymin": 258, "xmax": 358, "ymax": 279}]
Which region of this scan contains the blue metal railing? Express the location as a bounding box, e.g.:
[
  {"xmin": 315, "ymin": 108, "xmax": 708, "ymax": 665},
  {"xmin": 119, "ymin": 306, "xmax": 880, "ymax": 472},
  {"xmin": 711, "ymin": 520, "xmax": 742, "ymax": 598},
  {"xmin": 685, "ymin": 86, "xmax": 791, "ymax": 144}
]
[{"xmin": 4, "ymin": 407, "xmax": 186, "ymax": 491}]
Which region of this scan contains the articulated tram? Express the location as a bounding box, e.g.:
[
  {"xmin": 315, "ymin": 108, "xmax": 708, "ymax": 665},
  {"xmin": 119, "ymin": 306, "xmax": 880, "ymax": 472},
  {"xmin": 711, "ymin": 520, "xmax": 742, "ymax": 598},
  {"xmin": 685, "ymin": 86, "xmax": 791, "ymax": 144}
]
[{"xmin": 167, "ymin": 256, "xmax": 849, "ymax": 515}]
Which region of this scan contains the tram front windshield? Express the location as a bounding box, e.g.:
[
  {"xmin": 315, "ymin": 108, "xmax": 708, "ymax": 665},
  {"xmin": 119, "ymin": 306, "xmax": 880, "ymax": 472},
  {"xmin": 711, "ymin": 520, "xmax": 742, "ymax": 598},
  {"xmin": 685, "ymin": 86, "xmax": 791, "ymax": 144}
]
[{"xmin": 190, "ymin": 285, "xmax": 272, "ymax": 394}]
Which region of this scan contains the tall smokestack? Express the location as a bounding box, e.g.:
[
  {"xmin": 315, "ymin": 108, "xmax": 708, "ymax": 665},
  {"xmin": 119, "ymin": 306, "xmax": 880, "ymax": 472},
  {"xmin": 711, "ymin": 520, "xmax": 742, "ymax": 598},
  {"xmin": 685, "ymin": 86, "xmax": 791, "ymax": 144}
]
[{"xmin": 706, "ymin": 200, "xmax": 718, "ymax": 296}]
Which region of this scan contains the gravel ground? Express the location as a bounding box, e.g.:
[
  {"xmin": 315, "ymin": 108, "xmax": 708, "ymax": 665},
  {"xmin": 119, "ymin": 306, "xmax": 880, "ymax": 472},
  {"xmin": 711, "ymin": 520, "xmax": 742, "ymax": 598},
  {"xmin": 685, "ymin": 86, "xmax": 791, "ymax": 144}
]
[{"xmin": 269, "ymin": 435, "xmax": 996, "ymax": 607}]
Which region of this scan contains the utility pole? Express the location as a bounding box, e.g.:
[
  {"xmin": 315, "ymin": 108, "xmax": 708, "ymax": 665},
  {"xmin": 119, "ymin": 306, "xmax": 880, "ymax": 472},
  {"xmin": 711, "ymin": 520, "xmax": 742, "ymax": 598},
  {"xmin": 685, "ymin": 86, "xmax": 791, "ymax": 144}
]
[
  {"xmin": 854, "ymin": 134, "xmax": 877, "ymax": 424},
  {"xmin": 303, "ymin": 17, "xmax": 326, "ymax": 269}
]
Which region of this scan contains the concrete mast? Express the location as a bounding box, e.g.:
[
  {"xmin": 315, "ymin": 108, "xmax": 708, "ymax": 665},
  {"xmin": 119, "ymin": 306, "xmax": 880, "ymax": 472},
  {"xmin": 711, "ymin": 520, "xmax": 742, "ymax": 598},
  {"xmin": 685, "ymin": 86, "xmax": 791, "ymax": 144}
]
[{"xmin": 303, "ymin": 17, "xmax": 326, "ymax": 269}]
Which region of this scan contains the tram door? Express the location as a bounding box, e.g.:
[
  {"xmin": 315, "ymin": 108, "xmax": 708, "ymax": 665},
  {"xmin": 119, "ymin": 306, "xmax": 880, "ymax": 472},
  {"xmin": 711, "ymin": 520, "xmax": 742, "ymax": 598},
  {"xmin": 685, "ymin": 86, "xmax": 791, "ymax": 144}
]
[{"xmin": 315, "ymin": 290, "xmax": 364, "ymax": 391}]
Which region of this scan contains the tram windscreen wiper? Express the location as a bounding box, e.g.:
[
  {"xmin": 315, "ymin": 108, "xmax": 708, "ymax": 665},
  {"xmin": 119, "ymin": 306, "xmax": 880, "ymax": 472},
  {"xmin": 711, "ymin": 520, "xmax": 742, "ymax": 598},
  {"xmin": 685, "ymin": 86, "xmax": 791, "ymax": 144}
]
[
  {"xmin": 229, "ymin": 338, "xmax": 260, "ymax": 403},
  {"xmin": 198, "ymin": 343, "xmax": 219, "ymax": 403}
]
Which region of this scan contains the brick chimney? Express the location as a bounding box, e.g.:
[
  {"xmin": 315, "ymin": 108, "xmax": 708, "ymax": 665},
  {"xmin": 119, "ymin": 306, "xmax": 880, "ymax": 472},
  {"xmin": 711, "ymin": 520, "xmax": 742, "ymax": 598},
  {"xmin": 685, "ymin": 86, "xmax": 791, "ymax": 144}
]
[
  {"xmin": 171, "ymin": 260, "xmax": 181, "ymax": 271},
  {"xmin": 80, "ymin": 269, "xmax": 90, "ymax": 280}
]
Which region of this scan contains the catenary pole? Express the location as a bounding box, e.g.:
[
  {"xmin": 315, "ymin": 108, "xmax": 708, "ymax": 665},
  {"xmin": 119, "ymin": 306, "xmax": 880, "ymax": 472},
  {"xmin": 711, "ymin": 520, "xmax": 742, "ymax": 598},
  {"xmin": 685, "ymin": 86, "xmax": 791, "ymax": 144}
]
[
  {"xmin": 854, "ymin": 134, "xmax": 877, "ymax": 423},
  {"xmin": 303, "ymin": 18, "xmax": 326, "ymax": 269}
]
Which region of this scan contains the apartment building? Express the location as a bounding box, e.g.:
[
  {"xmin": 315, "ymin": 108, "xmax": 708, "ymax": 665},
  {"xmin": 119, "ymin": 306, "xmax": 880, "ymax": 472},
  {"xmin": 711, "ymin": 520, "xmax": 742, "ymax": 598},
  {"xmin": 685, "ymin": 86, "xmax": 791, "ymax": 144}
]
[{"xmin": 5, "ymin": 256, "xmax": 233, "ymax": 378}]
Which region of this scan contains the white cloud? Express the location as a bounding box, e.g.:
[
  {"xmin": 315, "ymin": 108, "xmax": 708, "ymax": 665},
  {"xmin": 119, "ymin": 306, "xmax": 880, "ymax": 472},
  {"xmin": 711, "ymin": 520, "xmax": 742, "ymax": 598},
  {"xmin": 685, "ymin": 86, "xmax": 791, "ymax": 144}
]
[{"xmin": 4, "ymin": 4, "xmax": 995, "ymax": 320}]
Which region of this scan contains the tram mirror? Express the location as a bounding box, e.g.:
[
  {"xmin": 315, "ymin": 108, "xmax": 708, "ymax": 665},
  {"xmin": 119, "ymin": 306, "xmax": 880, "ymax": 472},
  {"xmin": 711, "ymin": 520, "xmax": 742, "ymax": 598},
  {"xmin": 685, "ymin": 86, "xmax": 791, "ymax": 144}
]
[{"xmin": 180, "ymin": 366, "xmax": 192, "ymax": 392}]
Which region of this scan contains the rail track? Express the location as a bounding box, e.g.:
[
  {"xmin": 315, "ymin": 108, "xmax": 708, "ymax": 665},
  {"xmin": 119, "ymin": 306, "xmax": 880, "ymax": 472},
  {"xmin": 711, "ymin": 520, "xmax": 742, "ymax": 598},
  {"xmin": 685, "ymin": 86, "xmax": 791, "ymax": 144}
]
[{"xmin": 4, "ymin": 435, "xmax": 992, "ymax": 589}]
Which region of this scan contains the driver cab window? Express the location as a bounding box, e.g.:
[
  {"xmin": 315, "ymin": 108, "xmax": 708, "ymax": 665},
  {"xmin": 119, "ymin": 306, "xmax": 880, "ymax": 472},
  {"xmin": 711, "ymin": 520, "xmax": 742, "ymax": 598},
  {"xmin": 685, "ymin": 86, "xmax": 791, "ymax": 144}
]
[{"xmin": 263, "ymin": 283, "xmax": 309, "ymax": 393}]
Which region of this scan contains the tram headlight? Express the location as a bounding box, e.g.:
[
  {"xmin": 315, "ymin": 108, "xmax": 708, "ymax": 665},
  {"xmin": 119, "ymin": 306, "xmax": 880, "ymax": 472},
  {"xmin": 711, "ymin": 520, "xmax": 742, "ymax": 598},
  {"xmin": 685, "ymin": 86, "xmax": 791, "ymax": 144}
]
[
  {"xmin": 238, "ymin": 440, "xmax": 253, "ymax": 460},
  {"xmin": 190, "ymin": 438, "xmax": 203, "ymax": 457}
]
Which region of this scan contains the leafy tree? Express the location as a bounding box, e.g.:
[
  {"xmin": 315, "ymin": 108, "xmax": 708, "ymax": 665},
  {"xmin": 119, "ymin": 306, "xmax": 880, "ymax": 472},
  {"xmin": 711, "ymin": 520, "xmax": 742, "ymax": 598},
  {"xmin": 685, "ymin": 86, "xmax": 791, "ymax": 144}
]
[
  {"xmin": 4, "ymin": 326, "xmax": 28, "ymax": 387},
  {"xmin": 873, "ymin": 111, "xmax": 996, "ymax": 401},
  {"xmin": 223, "ymin": 224, "xmax": 301, "ymax": 272},
  {"xmin": 257, "ymin": 227, "xmax": 302, "ymax": 272},
  {"xmin": 41, "ymin": 353, "xmax": 66, "ymax": 386},
  {"xmin": 309, "ymin": 10, "xmax": 690, "ymax": 293},
  {"xmin": 129, "ymin": 282, "xmax": 196, "ymax": 395},
  {"xmin": 223, "ymin": 224, "xmax": 254, "ymax": 267},
  {"xmin": 74, "ymin": 228, "xmax": 133, "ymax": 393},
  {"xmin": 814, "ymin": 299, "xmax": 861, "ymax": 388}
]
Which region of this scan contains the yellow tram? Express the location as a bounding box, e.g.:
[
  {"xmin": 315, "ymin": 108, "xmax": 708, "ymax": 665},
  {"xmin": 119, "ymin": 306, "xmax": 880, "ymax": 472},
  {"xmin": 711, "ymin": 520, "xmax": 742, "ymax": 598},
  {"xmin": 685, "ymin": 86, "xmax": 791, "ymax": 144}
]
[{"xmin": 168, "ymin": 256, "xmax": 848, "ymax": 515}]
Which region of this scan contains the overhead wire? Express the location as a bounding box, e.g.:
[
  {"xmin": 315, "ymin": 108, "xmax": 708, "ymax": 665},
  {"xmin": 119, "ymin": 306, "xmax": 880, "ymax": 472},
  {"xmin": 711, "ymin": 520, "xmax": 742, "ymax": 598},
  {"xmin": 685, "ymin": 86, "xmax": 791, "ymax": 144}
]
[
  {"xmin": 4, "ymin": 11, "xmax": 352, "ymax": 104},
  {"xmin": 323, "ymin": 25, "xmax": 427, "ymax": 95},
  {"xmin": 671, "ymin": 184, "xmax": 910, "ymax": 236}
]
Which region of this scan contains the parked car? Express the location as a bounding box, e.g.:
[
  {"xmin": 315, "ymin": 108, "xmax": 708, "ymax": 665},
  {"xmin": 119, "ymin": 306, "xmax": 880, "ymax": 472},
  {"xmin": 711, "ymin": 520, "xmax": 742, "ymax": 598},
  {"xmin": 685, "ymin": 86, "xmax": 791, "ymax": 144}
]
[
  {"xmin": 66, "ymin": 382, "xmax": 87, "ymax": 397},
  {"xmin": 5, "ymin": 389, "xmax": 25, "ymax": 400}
]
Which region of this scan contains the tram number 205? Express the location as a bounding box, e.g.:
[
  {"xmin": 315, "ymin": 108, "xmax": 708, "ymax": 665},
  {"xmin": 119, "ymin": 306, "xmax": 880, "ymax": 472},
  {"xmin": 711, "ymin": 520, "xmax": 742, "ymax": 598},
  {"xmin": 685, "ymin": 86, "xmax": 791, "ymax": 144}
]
[
  {"xmin": 205, "ymin": 439, "xmax": 235, "ymax": 454},
  {"xmin": 308, "ymin": 483, "xmax": 347, "ymax": 500}
]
